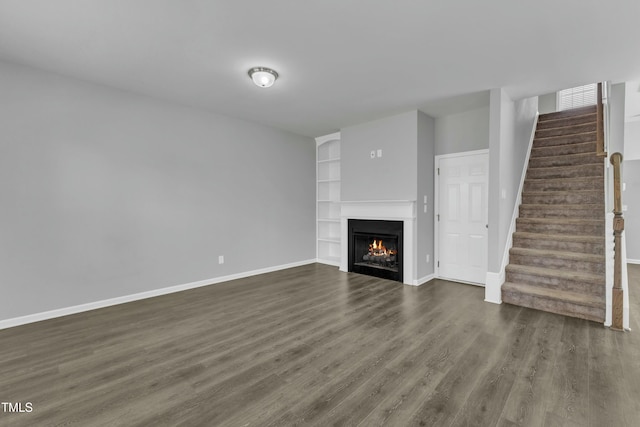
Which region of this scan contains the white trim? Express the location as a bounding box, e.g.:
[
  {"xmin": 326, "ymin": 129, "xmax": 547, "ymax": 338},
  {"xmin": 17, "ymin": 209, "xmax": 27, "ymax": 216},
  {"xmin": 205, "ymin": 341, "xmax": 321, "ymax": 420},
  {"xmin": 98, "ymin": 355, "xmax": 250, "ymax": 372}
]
[
  {"xmin": 315, "ymin": 132, "xmax": 341, "ymax": 146},
  {"xmin": 316, "ymin": 257, "xmax": 340, "ymax": 267},
  {"xmin": 605, "ymin": 213, "xmax": 614, "ymax": 327},
  {"xmin": 484, "ymin": 271, "xmax": 504, "ymax": 304},
  {"xmin": 627, "ymin": 259, "xmax": 640, "ymax": 265},
  {"xmin": 412, "ymin": 274, "xmax": 435, "ymax": 286},
  {"xmin": 439, "ymin": 276, "xmax": 485, "ymax": 287},
  {"xmin": 435, "ymin": 148, "xmax": 490, "ymax": 160},
  {"xmin": 0, "ymin": 259, "xmax": 316, "ymax": 331},
  {"xmin": 434, "ymin": 149, "xmax": 489, "ymax": 284}
]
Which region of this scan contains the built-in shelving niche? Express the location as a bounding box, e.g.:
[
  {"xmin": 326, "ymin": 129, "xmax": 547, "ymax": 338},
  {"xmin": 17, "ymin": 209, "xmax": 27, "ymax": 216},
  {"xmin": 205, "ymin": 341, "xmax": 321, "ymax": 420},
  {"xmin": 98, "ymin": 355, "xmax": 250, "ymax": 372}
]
[{"xmin": 316, "ymin": 133, "xmax": 341, "ymax": 266}]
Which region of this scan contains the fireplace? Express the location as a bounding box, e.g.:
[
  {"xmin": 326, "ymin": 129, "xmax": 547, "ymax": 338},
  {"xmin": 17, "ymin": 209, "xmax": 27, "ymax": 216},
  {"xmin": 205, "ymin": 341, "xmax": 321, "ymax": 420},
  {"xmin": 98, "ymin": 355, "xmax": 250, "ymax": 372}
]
[{"xmin": 348, "ymin": 219, "xmax": 403, "ymax": 282}]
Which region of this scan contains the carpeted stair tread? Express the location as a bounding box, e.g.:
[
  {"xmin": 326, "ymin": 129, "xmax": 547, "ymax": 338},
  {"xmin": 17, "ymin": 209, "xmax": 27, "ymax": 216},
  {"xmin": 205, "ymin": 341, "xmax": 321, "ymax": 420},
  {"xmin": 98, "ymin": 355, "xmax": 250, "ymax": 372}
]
[
  {"xmin": 502, "ymin": 282, "xmax": 605, "ymax": 322},
  {"xmin": 535, "ymin": 123, "xmax": 597, "ymax": 139},
  {"xmin": 512, "ymin": 232, "xmax": 603, "ymax": 244},
  {"xmin": 521, "ymin": 190, "xmax": 603, "ymax": 205},
  {"xmin": 506, "ymin": 263, "xmax": 604, "ymax": 285},
  {"xmin": 528, "ymin": 151, "xmax": 602, "ymax": 168},
  {"xmin": 502, "ymin": 281, "xmax": 604, "ymax": 308},
  {"xmin": 512, "ymin": 231, "xmax": 604, "ymax": 255},
  {"xmin": 516, "ymin": 217, "xmax": 604, "ymax": 236},
  {"xmin": 523, "ymin": 176, "xmax": 602, "ymax": 192},
  {"xmin": 536, "ymin": 113, "xmax": 597, "ymax": 129},
  {"xmin": 509, "ymin": 247, "xmax": 604, "ymax": 264},
  {"xmin": 532, "ymin": 132, "xmax": 597, "ymax": 147},
  {"xmin": 538, "ymin": 105, "xmax": 597, "ymax": 121},
  {"xmin": 517, "ymin": 217, "xmax": 603, "ymax": 226},
  {"xmin": 531, "ymin": 141, "xmax": 597, "ymax": 157},
  {"xmin": 526, "ymin": 163, "xmax": 603, "ymax": 179}
]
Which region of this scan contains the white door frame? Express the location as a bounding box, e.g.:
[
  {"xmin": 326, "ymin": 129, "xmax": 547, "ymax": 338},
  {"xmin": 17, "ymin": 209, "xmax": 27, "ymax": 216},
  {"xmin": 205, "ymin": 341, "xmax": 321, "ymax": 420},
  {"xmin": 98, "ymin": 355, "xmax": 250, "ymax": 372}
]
[{"xmin": 434, "ymin": 149, "xmax": 489, "ymax": 286}]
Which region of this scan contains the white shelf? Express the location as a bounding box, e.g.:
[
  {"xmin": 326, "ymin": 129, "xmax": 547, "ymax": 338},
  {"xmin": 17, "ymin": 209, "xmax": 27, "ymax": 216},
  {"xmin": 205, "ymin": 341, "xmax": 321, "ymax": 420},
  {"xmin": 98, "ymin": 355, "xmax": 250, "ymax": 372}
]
[
  {"xmin": 318, "ymin": 157, "xmax": 340, "ymax": 164},
  {"xmin": 316, "ymin": 133, "xmax": 341, "ymax": 265},
  {"xmin": 318, "ymin": 237, "xmax": 340, "ymax": 243}
]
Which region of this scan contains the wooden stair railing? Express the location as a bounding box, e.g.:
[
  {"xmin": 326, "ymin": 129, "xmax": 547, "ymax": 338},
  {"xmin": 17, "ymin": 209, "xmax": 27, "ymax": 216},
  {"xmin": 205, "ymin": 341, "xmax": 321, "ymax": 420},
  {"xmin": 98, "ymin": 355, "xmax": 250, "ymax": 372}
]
[{"xmin": 611, "ymin": 152, "xmax": 624, "ymax": 331}]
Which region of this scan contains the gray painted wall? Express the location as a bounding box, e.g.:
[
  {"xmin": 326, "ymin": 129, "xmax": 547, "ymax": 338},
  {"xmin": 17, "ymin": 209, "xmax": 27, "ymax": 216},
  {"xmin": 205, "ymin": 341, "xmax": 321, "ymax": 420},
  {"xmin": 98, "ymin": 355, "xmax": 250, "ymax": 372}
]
[
  {"xmin": 623, "ymin": 160, "xmax": 640, "ymax": 261},
  {"xmin": 610, "ymin": 83, "xmax": 626, "ymax": 156},
  {"xmin": 538, "ymin": 92, "xmax": 556, "ymax": 114},
  {"xmin": 417, "ymin": 112, "xmax": 435, "ymax": 280},
  {"xmin": 488, "ymin": 89, "xmax": 538, "ymax": 272},
  {"xmin": 434, "ymin": 106, "xmax": 490, "ymax": 155},
  {"xmin": 340, "ymin": 110, "xmax": 436, "ymax": 281},
  {"xmin": 0, "ymin": 60, "xmax": 316, "ymax": 322},
  {"xmin": 607, "ymin": 83, "xmax": 626, "ymax": 212},
  {"xmin": 341, "ymin": 112, "xmax": 418, "ymax": 202},
  {"xmin": 625, "ymin": 121, "xmax": 640, "ymax": 160}
]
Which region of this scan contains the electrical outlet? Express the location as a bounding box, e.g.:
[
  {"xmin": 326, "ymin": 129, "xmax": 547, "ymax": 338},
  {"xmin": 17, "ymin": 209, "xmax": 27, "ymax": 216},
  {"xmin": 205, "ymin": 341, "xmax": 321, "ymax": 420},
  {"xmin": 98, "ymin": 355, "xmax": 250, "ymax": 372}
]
[
  {"xmin": 370, "ymin": 150, "xmax": 376, "ymax": 159},
  {"xmin": 218, "ymin": 255, "xmax": 224, "ymax": 264},
  {"xmin": 424, "ymin": 204, "xmax": 427, "ymax": 213},
  {"xmin": 377, "ymin": 149, "xmax": 382, "ymax": 158},
  {"xmin": 424, "ymin": 195, "xmax": 427, "ymax": 203},
  {"xmin": 426, "ymin": 254, "xmax": 430, "ymax": 263}
]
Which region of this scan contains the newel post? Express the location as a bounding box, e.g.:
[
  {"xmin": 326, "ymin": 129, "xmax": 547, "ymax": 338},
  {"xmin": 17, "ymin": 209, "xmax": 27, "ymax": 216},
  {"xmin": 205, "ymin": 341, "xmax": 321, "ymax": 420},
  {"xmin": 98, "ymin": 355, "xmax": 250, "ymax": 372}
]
[{"xmin": 610, "ymin": 152, "xmax": 624, "ymax": 331}]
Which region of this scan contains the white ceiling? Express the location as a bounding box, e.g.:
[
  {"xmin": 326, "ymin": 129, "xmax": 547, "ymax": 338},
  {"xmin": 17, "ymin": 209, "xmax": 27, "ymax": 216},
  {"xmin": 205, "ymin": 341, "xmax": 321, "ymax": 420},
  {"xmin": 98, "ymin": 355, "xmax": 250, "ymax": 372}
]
[{"xmin": 1, "ymin": 1, "xmax": 639, "ymax": 137}]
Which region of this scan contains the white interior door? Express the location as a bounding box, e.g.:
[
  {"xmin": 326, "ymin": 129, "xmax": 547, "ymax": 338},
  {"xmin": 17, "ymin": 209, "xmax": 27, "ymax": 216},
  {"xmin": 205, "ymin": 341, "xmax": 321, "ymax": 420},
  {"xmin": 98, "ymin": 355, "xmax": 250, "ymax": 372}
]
[{"xmin": 437, "ymin": 152, "xmax": 488, "ymax": 285}]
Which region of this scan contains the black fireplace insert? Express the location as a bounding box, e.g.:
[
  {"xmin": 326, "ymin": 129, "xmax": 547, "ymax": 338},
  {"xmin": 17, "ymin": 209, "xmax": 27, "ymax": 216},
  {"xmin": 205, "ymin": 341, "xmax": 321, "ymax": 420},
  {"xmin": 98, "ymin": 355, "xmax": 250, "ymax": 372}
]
[{"xmin": 348, "ymin": 219, "xmax": 403, "ymax": 282}]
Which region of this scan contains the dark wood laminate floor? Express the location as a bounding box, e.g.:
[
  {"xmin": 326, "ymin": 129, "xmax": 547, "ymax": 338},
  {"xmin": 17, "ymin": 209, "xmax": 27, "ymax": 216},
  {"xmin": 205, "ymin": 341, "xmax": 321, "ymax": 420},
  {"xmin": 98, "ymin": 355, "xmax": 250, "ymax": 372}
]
[{"xmin": 1, "ymin": 263, "xmax": 639, "ymax": 426}]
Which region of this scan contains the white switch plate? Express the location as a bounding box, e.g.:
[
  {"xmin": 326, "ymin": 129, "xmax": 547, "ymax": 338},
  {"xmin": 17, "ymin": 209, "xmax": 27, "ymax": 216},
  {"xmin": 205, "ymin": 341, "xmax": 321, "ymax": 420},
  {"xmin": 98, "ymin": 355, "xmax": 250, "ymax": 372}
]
[
  {"xmin": 377, "ymin": 149, "xmax": 382, "ymax": 157},
  {"xmin": 623, "ymin": 182, "xmax": 626, "ymax": 191},
  {"xmin": 623, "ymin": 205, "xmax": 628, "ymax": 212},
  {"xmin": 424, "ymin": 195, "xmax": 427, "ymax": 203},
  {"xmin": 426, "ymin": 254, "xmax": 430, "ymax": 263},
  {"xmin": 424, "ymin": 205, "xmax": 427, "ymax": 213},
  {"xmin": 218, "ymin": 255, "xmax": 224, "ymax": 264}
]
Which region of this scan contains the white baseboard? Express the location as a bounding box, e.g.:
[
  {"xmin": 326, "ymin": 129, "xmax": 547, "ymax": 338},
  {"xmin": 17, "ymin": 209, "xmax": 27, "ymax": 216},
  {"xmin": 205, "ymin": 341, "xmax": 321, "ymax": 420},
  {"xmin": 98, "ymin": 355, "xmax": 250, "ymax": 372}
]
[
  {"xmin": 411, "ymin": 274, "xmax": 435, "ymax": 286},
  {"xmin": 484, "ymin": 271, "xmax": 504, "ymax": 304},
  {"xmin": 628, "ymin": 259, "xmax": 640, "ymax": 265},
  {"xmin": 0, "ymin": 259, "xmax": 316, "ymax": 331},
  {"xmin": 316, "ymin": 258, "xmax": 341, "ymax": 267}
]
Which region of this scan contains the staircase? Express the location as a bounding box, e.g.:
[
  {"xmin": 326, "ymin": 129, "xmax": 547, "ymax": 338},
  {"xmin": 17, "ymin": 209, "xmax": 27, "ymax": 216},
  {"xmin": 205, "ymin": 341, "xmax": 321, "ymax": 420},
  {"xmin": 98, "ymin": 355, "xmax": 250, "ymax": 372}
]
[{"xmin": 502, "ymin": 105, "xmax": 606, "ymax": 322}]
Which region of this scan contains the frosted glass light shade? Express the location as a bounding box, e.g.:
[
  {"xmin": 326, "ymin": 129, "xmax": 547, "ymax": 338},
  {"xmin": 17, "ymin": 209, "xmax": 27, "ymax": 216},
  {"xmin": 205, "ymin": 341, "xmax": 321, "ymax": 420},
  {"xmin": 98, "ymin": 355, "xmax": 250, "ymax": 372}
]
[{"xmin": 248, "ymin": 67, "xmax": 278, "ymax": 88}]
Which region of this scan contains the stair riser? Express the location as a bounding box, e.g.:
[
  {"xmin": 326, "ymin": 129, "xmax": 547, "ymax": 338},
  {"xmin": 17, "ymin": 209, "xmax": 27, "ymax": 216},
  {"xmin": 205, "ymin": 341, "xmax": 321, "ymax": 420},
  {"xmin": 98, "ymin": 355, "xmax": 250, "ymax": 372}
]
[
  {"xmin": 506, "ymin": 270, "xmax": 605, "ymax": 296},
  {"xmin": 502, "ymin": 291, "xmax": 605, "ymax": 323},
  {"xmin": 512, "ymin": 236, "xmax": 604, "ymax": 255},
  {"xmin": 516, "ymin": 220, "xmax": 604, "ymax": 236},
  {"xmin": 523, "ymin": 178, "xmax": 602, "ymax": 192},
  {"xmin": 535, "ymin": 123, "xmax": 596, "ymax": 139},
  {"xmin": 518, "ymin": 206, "xmax": 602, "ymax": 220},
  {"xmin": 533, "ymin": 132, "xmax": 596, "ymax": 147},
  {"xmin": 531, "ymin": 141, "xmax": 597, "ymax": 158},
  {"xmin": 539, "ymin": 106, "xmax": 597, "ymax": 121},
  {"xmin": 536, "ymin": 114, "xmax": 596, "ymax": 130},
  {"xmin": 509, "ymin": 253, "xmax": 605, "ymax": 275},
  {"xmin": 521, "ymin": 192, "xmax": 603, "ymax": 205},
  {"xmin": 526, "ymin": 164, "xmax": 603, "ymax": 180},
  {"xmin": 529, "ymin": 154, "xmax": 601, "ymax": 168}
]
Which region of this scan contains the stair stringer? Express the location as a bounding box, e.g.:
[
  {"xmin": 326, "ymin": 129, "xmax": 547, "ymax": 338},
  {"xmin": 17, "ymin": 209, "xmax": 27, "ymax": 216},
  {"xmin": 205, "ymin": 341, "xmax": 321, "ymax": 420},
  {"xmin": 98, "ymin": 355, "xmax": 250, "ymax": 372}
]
[{"xmin": 485, "ymin": 112, "xmax": 539, "ymax": 304}]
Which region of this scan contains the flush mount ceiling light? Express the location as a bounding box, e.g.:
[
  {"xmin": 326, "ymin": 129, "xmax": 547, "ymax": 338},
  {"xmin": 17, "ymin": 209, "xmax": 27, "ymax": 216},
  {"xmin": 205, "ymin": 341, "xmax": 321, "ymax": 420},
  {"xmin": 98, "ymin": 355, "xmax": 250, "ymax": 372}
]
[{"xmin": 248, "ymin": 67, "xmax": 278, "ymax": 88}]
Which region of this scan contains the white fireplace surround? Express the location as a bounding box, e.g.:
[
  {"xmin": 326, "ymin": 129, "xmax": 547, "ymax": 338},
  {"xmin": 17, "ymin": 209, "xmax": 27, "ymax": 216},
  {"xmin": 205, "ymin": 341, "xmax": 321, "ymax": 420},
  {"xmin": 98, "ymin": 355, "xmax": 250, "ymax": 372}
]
[{"xmin": 340, "ymin": 200, "xmax": 417, "ymax": 285}]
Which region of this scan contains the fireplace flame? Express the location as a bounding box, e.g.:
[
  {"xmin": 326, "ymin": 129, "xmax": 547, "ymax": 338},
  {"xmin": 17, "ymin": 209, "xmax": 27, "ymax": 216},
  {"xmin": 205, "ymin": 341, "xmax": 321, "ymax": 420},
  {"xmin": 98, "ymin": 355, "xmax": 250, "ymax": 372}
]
[{"xmin": 368, "ymin": 239, "xmax": 396, "ymax": 257}]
